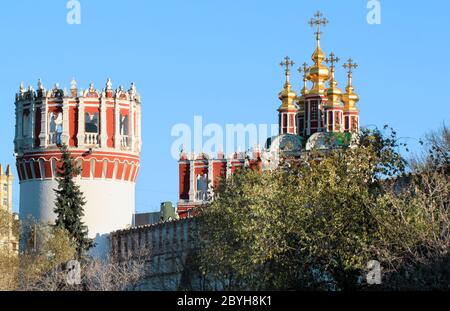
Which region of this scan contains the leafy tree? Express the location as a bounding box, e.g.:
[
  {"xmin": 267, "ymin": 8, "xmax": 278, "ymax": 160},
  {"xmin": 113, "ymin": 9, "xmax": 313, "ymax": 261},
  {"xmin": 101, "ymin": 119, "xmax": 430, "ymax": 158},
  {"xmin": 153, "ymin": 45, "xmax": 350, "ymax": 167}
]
[
  {"xmin": 0, "ymin": 209, "xmax": 19, "ymax": 290},
  {"xmin": 197, "ymin": 126, "xmax": 449, "ymax": 290},
  {"xmin": 16, "ymin": 218, "xmax": 146, "ymax": 291},
  {"xmin": 381, "ymin": 124, "xmax": 449, "ymax": 289},
  {"xmin": 54, "ymin": 144, "xmax": 93, "ymax": 258},
  {"xmin": 19, "ymin": 222, "xmax": 78, "ymax": 290}
]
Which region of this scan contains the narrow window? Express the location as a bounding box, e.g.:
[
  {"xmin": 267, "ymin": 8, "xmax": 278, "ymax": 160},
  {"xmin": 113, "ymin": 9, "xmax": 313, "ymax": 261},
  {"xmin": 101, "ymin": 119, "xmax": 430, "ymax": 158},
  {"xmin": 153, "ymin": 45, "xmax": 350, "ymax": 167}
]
[{"xmin": 85, "ymin": 112, "xmax": 99, "ymax": 133}]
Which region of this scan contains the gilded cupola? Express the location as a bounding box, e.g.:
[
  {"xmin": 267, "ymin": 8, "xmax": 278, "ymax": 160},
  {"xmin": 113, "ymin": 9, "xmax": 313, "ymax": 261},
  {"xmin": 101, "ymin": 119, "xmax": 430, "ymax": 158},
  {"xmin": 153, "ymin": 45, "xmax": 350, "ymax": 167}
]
[
  {"xmin": 307, "ymin": 11, "xmax": 331, "ymax": 95},
  {"xmin": 325, "ymin": 52, "xmax": 343, "ymax": 107},
  {"xmin": 341, "ymin": 58, "xmax": 360, "ymax": 110},
  {"xmin": 278, "ymin": 56, "xmax": 298, "ymax": 110}
]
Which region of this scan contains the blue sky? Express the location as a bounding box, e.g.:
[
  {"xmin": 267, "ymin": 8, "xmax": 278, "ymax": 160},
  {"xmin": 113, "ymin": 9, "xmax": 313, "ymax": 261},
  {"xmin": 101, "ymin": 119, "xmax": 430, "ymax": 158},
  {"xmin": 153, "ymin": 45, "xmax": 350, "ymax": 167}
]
[{"xmin": 0, "ymin": 0, "xmax": 449, "ymax": 213}]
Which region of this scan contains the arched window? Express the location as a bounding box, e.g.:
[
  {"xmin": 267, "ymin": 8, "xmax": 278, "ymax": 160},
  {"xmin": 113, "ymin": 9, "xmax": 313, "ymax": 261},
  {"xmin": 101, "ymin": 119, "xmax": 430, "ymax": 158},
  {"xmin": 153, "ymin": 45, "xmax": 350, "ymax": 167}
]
[
  {"xmin": 90, "ymin": 159, "xmax": 96, "ymax": 178},
  {"xmin": 29, "ymin": 160, "xmax": 36, "ymax": 179},
  {"xmin": 196, "ymin": 174, "xmax": 208, "ymax": 201},
  {"xmin": 122, "ymin": 162, "xmax": 128, "ymax": 181},
  {"xmin": 113, "ymin": 160, "xmax": 119, "ymax": 179},
  {"xmin": 22, "ymin": 110, "xmax": 30, "ymax": 138},
  {"xmin": 85, "ymin": 112, "xmax": 99, "ymax": 133},
  {"xmin": 49, "ymin": 112, "xmax": 63, "ymax": 145},
  {"xmin": 39, "ymin": 159, "xmax": 46, "ymax": 179},
  {"xmin": 102, "ymin": 159, "xmax": 108, "ymax": 178},
  {"xmin": 120, "ymin": 114, "xmax": 129, "ymax": 136},
  {"xmin": 51, "ymin": 158, "xmax": 58, "ymax": 178},
  {"xmin": 77, "ymin": 159, "xmax": 83, "ymax": 177}
]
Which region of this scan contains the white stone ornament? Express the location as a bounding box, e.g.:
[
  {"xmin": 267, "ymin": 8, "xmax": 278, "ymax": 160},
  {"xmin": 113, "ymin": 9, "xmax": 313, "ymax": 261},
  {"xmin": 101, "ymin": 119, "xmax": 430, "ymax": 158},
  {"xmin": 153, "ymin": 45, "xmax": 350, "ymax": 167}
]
[
  {"xmin": 71, "ymin": 78, "xmax": 77, "ymax": 90},
  {"xmin": 106, "ymin": 78, "xmax": 113, "ymax": 90}
]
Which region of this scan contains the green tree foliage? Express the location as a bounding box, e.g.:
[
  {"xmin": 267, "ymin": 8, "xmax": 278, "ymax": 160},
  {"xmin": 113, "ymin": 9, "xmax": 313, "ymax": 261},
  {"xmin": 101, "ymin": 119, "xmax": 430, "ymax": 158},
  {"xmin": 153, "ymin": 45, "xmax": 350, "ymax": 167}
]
[
  {"xmin": 54, "ymin": 144, "xmax": 93, "ymax": 258},
  {"xmin": 197, "ymin": 126, "xmax": 449, "ymax": 290}
]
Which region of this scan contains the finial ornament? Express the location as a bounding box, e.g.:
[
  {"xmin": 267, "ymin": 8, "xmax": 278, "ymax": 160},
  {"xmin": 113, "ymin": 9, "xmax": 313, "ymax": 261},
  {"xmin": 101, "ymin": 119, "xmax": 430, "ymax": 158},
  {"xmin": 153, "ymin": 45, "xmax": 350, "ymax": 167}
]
[
  {"xmin": 106, "ymin": 78, "xmax": 113, "ymax": 90},
  {"xmin": 71, "ymin": 78, "xmax": 77, "ymax": 89},
  {"xmin": 309, "ymin": 11, "xmax": 329, "ymax": 41},
  {"xmin": 280, "ymin": 56, "xmax": 295, "ymax": 84},
  {"xmin": 298, "ymin": 62, "xmax": 310, "ymax": 77},
  {"xmin": 325, "ymin": 52, "xmax": 340, "ymax": 71},
  {"xmin": 89, "ymin": 83, "xmax": 95, "ymax": 92},
  {"xmin": 343, "ymin": 58, "xmax": 358, "ymax": 75},
  {"xmin": 19, "ymin": 82, "xmax": 25, "ymax": 93},
  {"xmin": 298, "ymin": 62, "xmax": 310, "ymax": 95},
  {"xmin": 37, "ymin": 79, "xmax": 44, "ymax": 90},
  {"xmin": 278, "ymin": 56, "xmax": 297, "ymax": 107},
  {"xmin": 342, "ymin": 58, "xmax": 359, "ymax": 108}
]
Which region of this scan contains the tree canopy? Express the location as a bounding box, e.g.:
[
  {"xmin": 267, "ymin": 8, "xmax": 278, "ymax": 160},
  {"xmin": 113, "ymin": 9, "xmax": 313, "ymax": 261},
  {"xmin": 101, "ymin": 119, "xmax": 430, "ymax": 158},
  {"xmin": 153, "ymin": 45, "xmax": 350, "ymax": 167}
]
[{"xmin": 197, "ymin": 126, "xmax": 449, "ymax": 290}]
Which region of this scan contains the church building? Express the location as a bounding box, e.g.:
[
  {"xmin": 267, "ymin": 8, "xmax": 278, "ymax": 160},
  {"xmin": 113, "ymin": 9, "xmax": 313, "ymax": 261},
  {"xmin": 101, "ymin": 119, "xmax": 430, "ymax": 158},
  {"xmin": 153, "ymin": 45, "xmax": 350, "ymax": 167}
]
[{"xmin": 176, "ymin": 11, "xmax": 361, "ymax": 218}]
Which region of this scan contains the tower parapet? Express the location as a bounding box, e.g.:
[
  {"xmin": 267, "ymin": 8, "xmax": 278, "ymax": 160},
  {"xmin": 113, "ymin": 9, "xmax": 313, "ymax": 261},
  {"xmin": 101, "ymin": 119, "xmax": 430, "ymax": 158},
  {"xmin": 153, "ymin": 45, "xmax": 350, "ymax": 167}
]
[{"xmin": 15, "ymin": 79, "xmax": 142, "ymax": 254}]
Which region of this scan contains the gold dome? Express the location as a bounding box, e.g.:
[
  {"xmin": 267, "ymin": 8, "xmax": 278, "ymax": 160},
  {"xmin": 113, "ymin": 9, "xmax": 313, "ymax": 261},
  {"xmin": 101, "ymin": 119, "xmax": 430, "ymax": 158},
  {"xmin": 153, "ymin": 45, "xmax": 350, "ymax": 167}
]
[
  {"xmin": 325, "ymin": 53, "xmax": 343, "ymax": 107},
  {"xmin": 307, "ymin": 12, "xmax": 331, "ymax": 95},
  {"xmin": 278, "ymin": 56, "xmax": 298, "ymax": 110},
  {"xmin": 307, "ymin": 43, "xmax": 331, "ymax": 95},
  {"xmin": 278, "ymin": 82, "xmax": 298, "ymax": 110},
  {"xmin": 342, "ymin": 58, "xmax": 360, "ymax": 110}
]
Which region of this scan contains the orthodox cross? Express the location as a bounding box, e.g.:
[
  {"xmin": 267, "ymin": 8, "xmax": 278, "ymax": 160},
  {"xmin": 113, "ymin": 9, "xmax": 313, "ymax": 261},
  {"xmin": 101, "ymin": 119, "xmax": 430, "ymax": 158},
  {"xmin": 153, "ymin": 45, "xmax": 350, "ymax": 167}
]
[
  {"xmin": 280, "ymin": 56, "xmax": 295, "ymax": 83},
  {"xmin": 297, "ymin": 62, "xmax": 310, "ymax": 78},
  {"xmin": 309, "ymin": 11, "xmax": 328, "ymax": 39},
  {"xmin": 325, "ymin": 52, "xmax": 340, "ymax": 71},
  {"xmin": 343, "ymin": 58, "xmax": 358, "ymax": 75}
]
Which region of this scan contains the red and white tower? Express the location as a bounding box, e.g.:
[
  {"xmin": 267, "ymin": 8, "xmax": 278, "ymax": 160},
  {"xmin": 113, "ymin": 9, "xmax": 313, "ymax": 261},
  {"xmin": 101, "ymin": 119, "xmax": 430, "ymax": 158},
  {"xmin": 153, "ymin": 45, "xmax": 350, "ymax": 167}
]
[
  {"xmin": 14, "ymin": 79, "xmax": 142, "ymax": 252},
  {"xmin": 278, "ymin": 56, "xmax": 298, "ymax": 135},
  {"xmin": 342, "ymin": 59, "xmax": 360, "ymax": 132}
]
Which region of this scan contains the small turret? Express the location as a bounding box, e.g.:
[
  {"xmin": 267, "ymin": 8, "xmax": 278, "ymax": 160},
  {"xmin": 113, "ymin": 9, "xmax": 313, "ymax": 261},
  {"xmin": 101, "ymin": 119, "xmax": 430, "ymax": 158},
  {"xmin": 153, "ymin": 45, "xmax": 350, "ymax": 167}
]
[
  {"xmin": 278, "ymin": 56, "xmax": 298, "ymax": 135},
  {"xmin": 342, "ymin": 58, "xmax": 360, "ymax": 133},
  {"xmin": 342, "ymin": 58, "xmax": 360, "ymax": 110},
  {"xmin": 325, "ymin": 52, "xmax": 343, "ymax": 108}
]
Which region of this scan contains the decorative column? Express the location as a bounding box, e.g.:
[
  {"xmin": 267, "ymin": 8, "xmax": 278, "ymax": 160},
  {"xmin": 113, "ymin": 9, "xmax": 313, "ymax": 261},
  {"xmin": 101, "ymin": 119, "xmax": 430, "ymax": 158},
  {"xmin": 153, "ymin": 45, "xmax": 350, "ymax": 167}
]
[
  {"xmin": 62, "ymin": 97, "xmax": 70, "ymax": 145},
  {"xmin": 129, "ymin": 100, "xmax": 135, "ymax": 152},
  {"xmin": 114, "ymin": 98, "xmax": 120, "ymax": 149},
  {"xmin": 100, "ymin": 94, "xmax": 108, "ymax": 148},
  {"xmin": 188, "ymin": 159, "xmax": 195, "ymax": 202},
  {"xmin": 77, "ymin": 98, "xmax": 85, "ymax": 148},
  {"xmin": 207, "ymin": 158, "xmax": 214, "ymax": 199},
  {"xmin": 39, "ymin": 98, "xmax": 48, "ymax": 148},
  {"xmin": 29, "ymin": 98, "xmax": 36, "ymax": 149}
]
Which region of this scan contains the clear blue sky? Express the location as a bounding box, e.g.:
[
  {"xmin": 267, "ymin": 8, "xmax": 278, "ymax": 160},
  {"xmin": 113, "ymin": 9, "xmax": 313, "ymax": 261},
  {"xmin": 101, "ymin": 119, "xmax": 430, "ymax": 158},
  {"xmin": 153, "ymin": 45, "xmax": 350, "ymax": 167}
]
[{"xmin": 1, "ymin": 0, "xmax": 449, "ymax": 213}]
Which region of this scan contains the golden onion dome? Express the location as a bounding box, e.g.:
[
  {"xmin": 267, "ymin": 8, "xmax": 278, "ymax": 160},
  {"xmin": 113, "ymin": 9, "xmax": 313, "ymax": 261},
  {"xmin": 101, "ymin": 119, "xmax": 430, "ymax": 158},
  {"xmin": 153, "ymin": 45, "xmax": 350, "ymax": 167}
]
[
  {"xmin": 278, "ymin": 82, "xmax": 298, "ymax": 110},
  {"xmin": 325, "ymin": 53, "xmax": 343, "ymax": 107},
  {"xmin": 326, "ymin": 75, "xmax": 343, "ymax": 107},
  {"xmin": 342, "ymin": 83, "xmax": 360, "ymax": 110},
  {"xmin": 307, "ymin": 11, "xmax": 331, "ymax": 95},
  {"xmin": 342, "ymin": 58, "xmax": 360, "ymax": 110},
  {"xmin": 278, "ymin": 57, "xmax": 298, "ymax": 110},
  {"xmin": 307, "ymin": 41, "xmax": 331, "ymax": 96}
]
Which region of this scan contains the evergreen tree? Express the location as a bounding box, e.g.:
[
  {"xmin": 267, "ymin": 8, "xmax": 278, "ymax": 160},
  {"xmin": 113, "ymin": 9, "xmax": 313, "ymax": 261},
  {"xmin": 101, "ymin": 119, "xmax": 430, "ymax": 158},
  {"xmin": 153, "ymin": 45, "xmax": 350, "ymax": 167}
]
[{"xmin": 53, "ymin": 144, "xmax": 94, "ymax": 258}]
